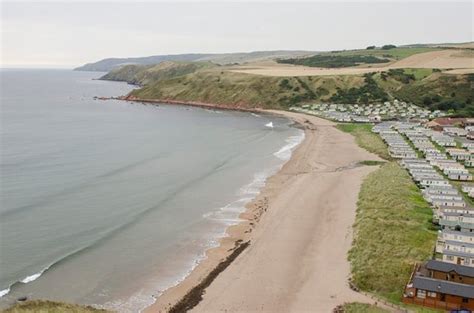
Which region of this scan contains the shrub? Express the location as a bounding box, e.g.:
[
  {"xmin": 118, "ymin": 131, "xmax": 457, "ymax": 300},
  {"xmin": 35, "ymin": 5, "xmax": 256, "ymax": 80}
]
[
  {"xmin": 381, "ymin": 44, "xmax": 397, "ymax": 50},
  {"xmin": 277, "ymin": 55, "xmax": 390, "ymax": 68}
]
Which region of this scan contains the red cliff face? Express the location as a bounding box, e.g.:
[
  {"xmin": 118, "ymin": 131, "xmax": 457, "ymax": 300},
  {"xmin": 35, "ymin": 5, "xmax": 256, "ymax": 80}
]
[{"xmin": 120, "ymin": 95, "xmax": 262, "ymax": 113}]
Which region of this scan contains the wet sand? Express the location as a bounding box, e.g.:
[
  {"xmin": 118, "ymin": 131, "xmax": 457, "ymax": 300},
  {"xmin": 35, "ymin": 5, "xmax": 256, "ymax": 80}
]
[{"xmin": 146, "ymin": 111, "xmax": 382, "ymax": 313}]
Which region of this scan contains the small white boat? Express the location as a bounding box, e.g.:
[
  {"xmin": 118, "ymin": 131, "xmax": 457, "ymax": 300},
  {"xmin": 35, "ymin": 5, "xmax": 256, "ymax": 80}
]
[{"xmin": 265, "ymin": 122, "xmax": 274, "ymax": 128}]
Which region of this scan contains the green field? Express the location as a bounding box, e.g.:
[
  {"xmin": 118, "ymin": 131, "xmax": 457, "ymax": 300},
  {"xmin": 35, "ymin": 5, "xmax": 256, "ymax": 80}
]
[
  {"xmin": 276, "ymin": 46, "xmax": 442, "ymax": 68},
  {"xmin": 327, "ymin": 47, "xmax": 441, "ymax": 60},
  {"xmin": 335, "ymin": 124, "xmax": 391, "ymax": 160},
  {"xmin": 402, "ymin": 68, "xmax": 434, "ymax": 80},
  {"xmin": 277, "ymin": 55, "xmax": 390, "ymax": 68}
]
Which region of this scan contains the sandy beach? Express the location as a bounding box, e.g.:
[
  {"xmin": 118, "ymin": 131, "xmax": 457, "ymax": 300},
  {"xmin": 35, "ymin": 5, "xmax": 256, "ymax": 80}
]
[{"xmin": 146, "ymin": 111, "xmax": 382, "ymax": 313}]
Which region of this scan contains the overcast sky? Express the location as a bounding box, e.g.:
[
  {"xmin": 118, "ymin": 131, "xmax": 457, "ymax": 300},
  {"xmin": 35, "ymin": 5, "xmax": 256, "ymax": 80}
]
[{"xmin": 1, "ymin": 1, "xmax": 472, "ymax": 68}]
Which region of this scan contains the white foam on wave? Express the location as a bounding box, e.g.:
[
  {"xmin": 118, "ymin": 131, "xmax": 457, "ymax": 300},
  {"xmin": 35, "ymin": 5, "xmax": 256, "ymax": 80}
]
[
  {"xmin": 273, "ymin": 130, "xmax": 305, "ymax": 161},
  {"xmin": 251, "ymin": 113, "xmax": 261, "ymax": 117},
  {"xmin": 265, "ymin": 122, "xmax": 274, "ymax": 128},
  {"xmin": 202, "ymin": 197, "xmax": 253, "ymax": 225},
  {"xmin": 21, "ymin": 267, "xmax": 47, "ymax": 283},
  {"xmin": 0, "ymin": 267, "xmax": 50, "ymax": 299},
  {"xmin": 0, "ymin": 287, "xmax": 10, "ymax": 298},
  {"xmin": 239, "ymin": 172, "xmax": 268, "ymax": 197},
  {"xmin": 131, "ymin": 128, "xmax": 306, "ymax": 313},
  {"xmin": 100, "ymin": 289, "xmax": 156, "ymax": 313},
  {"xmin": 204, "ymin": 129, "xmax": 305, "ymax": 226}
]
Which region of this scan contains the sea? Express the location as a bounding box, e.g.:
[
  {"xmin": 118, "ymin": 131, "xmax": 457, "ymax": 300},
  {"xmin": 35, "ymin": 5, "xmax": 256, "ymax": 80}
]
[{"xmin": 0, "ymin": 69, "xmax": 304, "ymax": 312}]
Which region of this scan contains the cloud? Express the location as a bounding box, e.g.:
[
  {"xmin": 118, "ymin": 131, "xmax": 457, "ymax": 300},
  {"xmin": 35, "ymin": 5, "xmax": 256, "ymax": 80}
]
[{"xmin": 1, "ymin": 1, "xmax": 472, "ymax": 67}]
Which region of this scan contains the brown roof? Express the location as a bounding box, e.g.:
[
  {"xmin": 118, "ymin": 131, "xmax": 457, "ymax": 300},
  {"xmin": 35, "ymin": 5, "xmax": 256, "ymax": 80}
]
[{"xmin": 429, "ymin": 117, "xmax": 466, "ymax": 126}]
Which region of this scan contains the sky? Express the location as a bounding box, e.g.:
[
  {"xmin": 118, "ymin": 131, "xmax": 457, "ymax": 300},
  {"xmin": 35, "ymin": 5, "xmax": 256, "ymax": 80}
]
[{"xmin": 1, "ymin": 1, "xmax": 473, "ymax": 68}]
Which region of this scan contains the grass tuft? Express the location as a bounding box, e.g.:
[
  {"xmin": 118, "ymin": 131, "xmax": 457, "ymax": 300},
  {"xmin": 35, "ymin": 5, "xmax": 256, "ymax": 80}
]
[
  {"xmin": 348, "ymin": 162, "xmax": 437, "ymax": 304},
  {"xmin": 340, "ymin": 302, "xmax": 390, "ymax": 313},
  {"xmin": 3, "ymin": 300, "xmax": 109, "ymax": 313},
  {"xmin": 336, "ymin": 123, "xmax": 391, "ymax": 160}
]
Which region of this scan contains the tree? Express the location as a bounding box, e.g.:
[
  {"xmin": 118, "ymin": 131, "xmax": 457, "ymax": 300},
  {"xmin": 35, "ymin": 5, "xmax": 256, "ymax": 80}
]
[
  {"xmin": 423, "ymin": 96, "xmax": 432, "ymax": 106},
  {"xmin": 366, "ymin": 45, "xmax": 376, "ymax": 50},
  {"xmin": 382, "ymin": 44, "xmax": 397, "ymax": 50}
]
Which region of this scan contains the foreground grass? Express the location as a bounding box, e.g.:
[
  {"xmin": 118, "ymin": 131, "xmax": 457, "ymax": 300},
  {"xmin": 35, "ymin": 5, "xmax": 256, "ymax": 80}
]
[
  {"xmin": 336, "ymin": 124, "xmax": 391, "ymax": 160},
  {"xmin": 349, "ymin": 162, "xmax": 437, "ymax": 303},
  {"xmin": 3, "ymin": 300, "xmax": 109, "ymax": 313},
  {"xmin": 341, "ymin": 302, "xmax": 389, "ymax": 313}
]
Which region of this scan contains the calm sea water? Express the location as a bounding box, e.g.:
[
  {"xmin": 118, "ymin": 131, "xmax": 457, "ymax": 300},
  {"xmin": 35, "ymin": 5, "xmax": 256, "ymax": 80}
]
[{"xmin": 0, "ymin": 69, "xmax": 303, "ymax": 311}]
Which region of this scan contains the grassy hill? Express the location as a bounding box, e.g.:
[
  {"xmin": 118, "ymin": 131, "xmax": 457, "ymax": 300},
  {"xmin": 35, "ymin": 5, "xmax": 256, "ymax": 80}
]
[
  {"xmin": 277, "ymin": 46, "xmax": 442, "ymax": 68},
  {"xmin": 75, "ymin": 51, "xmax": 315, "ymax": 72},
  {"xmin": 74, "ymin": 53, "xmax": 213, "ymax": 72},
  {"xmin": 100, "ymin": 61, "xmax": 216, "ymax": 85},
  {"xmin": 123, "ymin": 65, "xmax": 472, "ymax": 115},
  {"xmin": 127, "ymin": 69, "xmax": 366, "ymax": 109}
]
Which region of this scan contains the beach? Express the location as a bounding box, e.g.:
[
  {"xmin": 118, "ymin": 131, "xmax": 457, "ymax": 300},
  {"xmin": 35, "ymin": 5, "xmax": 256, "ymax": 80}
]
[
  {"xmin": 1, "ymin": 70, "xmax": 306, "ymax": 311},
  {"xmin": 147, "ymin": 111, "xmax": 383, "ymax": 313}
]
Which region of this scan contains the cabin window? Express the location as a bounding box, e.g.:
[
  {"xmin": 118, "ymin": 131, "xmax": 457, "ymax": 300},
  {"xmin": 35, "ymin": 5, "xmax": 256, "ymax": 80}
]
[
  {"xmin": 427, "ymin": 292, "xmax": 437, "ymax": 298},
  {"xmin": 440, "ymin": 294, "xmax": 446, "ymax": 301},
  {"xmin": 462, "ymin": 298, "xmax": 469, "ymax": 303},
  {"xmin": 416, "ymin": 290, "xmax": 426, "ymax": 299}
]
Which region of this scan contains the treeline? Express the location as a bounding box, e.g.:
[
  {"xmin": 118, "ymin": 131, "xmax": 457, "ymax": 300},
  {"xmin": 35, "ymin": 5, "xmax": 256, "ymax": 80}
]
[
  {"xmin": 392, "ymin": 73, "xmax": 473, "ymax": 116},
  {"xmin": 423, "ymin": 97, "xmax": 473, "ymax": 116},
  {"xmin": 366, "ymin": 44, "xmax": 397, "ymax": 50},
  {"xmin": 330, "ymin": 73, "xmax": 389, "ymax": 104},
  {"xmin": 381, "ymin": 69, "xmax": 415, "ymax": 84},
  {"xmin": 277, "ymin": 55, "xmax": 390, "ymax": 68}
]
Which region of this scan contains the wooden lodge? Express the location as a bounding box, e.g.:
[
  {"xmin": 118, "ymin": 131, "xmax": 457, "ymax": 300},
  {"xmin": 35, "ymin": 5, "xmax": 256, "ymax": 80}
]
[{"xmin": 403, "ymin": 260, "xmax": 474, "ymax": 310}]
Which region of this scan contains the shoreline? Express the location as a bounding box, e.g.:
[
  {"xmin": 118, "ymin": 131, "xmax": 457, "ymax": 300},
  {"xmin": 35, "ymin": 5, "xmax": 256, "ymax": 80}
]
[
  {"xmin": 143, "ymin": 108, "xmax": 307, "ymax": 313},
  {"xmin": 101, "ymin": 95, "xmax": 268, "ymax": 113},
  {"xmin": 142, "ymin": 107, "xmax": 383, "ymax": 312}
]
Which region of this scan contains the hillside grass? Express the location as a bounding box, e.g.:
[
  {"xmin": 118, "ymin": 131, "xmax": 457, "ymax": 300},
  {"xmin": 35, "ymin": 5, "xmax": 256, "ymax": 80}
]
[
  {"xmin": 403, "ymin": 68, "xmax": 434, "ymax": 80},
  {"xmin": 335, "ymin": 123, "xmax": 391, "ymax": 160},
  {"xmin": 130, "ymin": 70, "xmax": 366, "ymax": 108},
  {"xmin": 374, "ymin": 72, "xmax": 473, "ymax": 116},
  {"xmin": 276, "ymin": 47, "xmax": 442, "ymax": 68},
  {"xmin": 105, "ymin": 61, "xmax": 472, "ymax": 114},
  {"xmin": 277, "ymin": 55, "xmax": 390, "ymax": 68},
  {"xmin": 101, "ymin": 61, "xmax": 215, "ymax": 85},
  {"xmin": 327, "ymin": 47, "xmax": 441, "ymax": 59},
  {"xmin": 3, "ymin": 300, "xmax": 109, "ymax": 313},
  {"xmin": 349, "ymin": 162, "xmax": 437, "ymax": 303},
  {"xmin": 341, "ymin": 303, "xmax": 390, "ymax": 313},
  {"xmin": 339, "ymin": 123, "xmax": 439, "ymax": 307}
]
